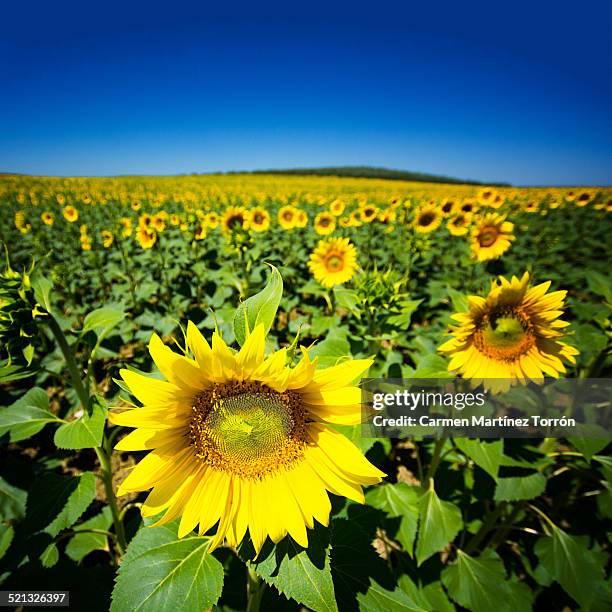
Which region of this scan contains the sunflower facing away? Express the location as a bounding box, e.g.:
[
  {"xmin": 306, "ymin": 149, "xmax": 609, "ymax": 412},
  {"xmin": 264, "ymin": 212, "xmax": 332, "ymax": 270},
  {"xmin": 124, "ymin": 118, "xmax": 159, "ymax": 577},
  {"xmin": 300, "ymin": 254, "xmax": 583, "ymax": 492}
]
[
  {"xmin": 110, "ymin": 324, "xmax": 383, "ymax": 552},
  {"xmin": 470, "ymin": 213, "xmax": 515, "ymax": 261},
  {"xmin": 439, "ymin": 272, "xmax": 579, "ymax": 391},
  {"xmin": 308, "ymin": 237, "xmax": 358, "ymax": 287}
]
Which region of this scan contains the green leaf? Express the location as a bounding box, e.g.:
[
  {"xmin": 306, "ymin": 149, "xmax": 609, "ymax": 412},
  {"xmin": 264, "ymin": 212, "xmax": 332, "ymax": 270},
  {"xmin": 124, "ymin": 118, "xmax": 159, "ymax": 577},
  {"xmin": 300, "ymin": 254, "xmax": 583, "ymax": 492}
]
[
  {"xmin": 31, "ymin": 274, "xmax": 54, "ymax": 312},
  {"xmin": 82, "ymin": 306, "xmax": 126, "ymax": 338},
  {"xmin": 0, "ymin": 387, "xmax": 61, "ymax": 442},
  {"xmin": 494, "ymin": 472, "xmax": 546, "ymax": 501},
  {"xmin": 416, "ymin": 485, "xmax": 462, "ymax": 566},
  {"xmin": 0, "ymin": 477, "xmax": 27, "ymax": 521},
  {"xmin": 111, "ymin": 521, "xmax": 224, "ymax": 612},
  {"xmin": 357, "ymin": 583, "xmax": 426, "ymax": 611},
  {"xmin": 447, "ymin": 286, "xmax": 469, "ymax": 312},
  {"xmin": 54, "ymin": 398, "xmax": 107, "ymax": 449},
  {"xmin": 66, "ymin": 506, "xmax": 113, "ymax": 562},
  {"xmin": 570, "ymin": 438, "xmax": 609, "ymax": 462},
  {"xmin": 442, "ymin": 549, "xmax": 529, "ymax": 612},
  {"xmin": 25, "ymin": 472, "xmax": 96, "ymax": 536},
  {"xmin": 593, "ymin": 455, "xmax": 612, "ymax": 484},
  {"xmin": 584, "ymin": 269, "xmax": 612, "ymax": 303},
  {"xmin": 535, "ymin": 526, "xmax": 605, "ymax": 608},
  {"xmin": 40, "ymin": 542, "xmax": 59, "ymax": 568},
  {"xmin": 455, "ymin": 438, "xmax": 503, "ymax": 481},
  {"xmin": 0, "ymin": 524, "xmax": 14, "ymax": 560},
  {"xmin": 233, "ymin": 264, "xmax": 283, "ymax": 346},
  {"xmin": 310, "ymin": 328, "xmax": 351, "ymax": 368},
  {"xmin": 366, "ymin": 483, "xmax": 420, "ymax": 554},
  {"xmin": 250, "ymin": 527, "xmax": 337, "ymax": 612}
]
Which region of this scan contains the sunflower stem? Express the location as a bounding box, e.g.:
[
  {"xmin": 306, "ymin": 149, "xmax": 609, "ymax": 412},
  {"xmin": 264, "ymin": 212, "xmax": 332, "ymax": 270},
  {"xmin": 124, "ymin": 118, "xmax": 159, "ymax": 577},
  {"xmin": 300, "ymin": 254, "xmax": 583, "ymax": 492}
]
[
  {"xmin": 46, "ymin": 313, "xmax": 127, "ymax": 555},
  {"xmin": 46, "ymin": 313, "xmax": 89, "ymax": 412},
  {"xmin": 425, "ymin": 437, "xmax": 446, "ymax": 485},
  {"xmin": 246, "ymin": 566, "xmax": 265, "ymax": 612},
  {"xmin": 95, "ymin": 446, "xmax": 128, "ymax": 554}
]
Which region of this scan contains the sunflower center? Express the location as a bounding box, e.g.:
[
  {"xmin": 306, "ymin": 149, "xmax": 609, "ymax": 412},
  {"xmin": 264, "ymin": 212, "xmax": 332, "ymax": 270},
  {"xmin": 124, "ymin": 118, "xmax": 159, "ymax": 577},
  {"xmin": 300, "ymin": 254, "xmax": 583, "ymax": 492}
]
[
  {"xmin": 474, "ymin": 308, "xmax": 535, "ymax": 361},
  {"xmin": 190, "ymin": 381, "xmax": 307, "ymax": 478},
  {"xmin": 418, "ymin": 212, "xmax": 435, "ymax": 226},
  {"xmin": 325, "ymin": 254, "xmax": 344, "ymax": 272},
  {"xmin": 478, "ymin": 227, "xmax": 499, "ymax": 247}
]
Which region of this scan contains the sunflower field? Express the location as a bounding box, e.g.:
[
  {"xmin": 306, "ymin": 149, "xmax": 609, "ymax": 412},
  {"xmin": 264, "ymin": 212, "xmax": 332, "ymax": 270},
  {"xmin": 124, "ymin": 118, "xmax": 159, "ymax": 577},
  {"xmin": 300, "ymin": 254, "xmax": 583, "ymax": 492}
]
[{"xmin": 0, "ymin": 173, "xmax": 611, "ymax": 612}]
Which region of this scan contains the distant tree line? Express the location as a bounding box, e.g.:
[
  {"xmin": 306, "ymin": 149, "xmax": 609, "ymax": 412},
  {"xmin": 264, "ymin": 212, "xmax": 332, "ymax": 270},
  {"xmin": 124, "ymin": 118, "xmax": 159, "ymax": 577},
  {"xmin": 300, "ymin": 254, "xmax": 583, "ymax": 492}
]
[{"xmin": 225, "ymin": 166, "xmax": 509, "ymax": 186}]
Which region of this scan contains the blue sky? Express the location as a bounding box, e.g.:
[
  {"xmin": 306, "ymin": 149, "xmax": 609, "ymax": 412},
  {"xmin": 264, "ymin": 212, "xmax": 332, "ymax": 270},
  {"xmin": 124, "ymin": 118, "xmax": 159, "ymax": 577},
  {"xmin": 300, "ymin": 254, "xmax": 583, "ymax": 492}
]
[{"xmin": 1, "ymin": 1, "xmax": 611, "ymax": 185}]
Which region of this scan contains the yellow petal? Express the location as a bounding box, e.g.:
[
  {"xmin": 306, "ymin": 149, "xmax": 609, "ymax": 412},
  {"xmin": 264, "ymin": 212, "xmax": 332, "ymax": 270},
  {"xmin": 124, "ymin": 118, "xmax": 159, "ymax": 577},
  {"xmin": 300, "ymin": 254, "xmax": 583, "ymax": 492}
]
[{"xmin": 148, "ymin": 333, "xmax": 205, "ymax": 391}]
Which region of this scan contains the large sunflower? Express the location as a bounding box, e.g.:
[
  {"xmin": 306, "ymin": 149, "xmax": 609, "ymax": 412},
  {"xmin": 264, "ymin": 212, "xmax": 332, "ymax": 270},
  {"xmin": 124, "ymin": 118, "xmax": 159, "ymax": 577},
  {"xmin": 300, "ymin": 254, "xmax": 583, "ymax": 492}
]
[
  {"xmin": 470, "ymin": 213, "xmax": 515, "ymax": 261},
  {"xmin": 439, "ymin": 272, "xmax": 578, "ymax": 391},
  {"xmin": 110, "ymin": 324, "xmax": 383, "ymax": 552},
  {"xmin": 308, "ymin": 237, "xmax": 358, "ymax": 287}
]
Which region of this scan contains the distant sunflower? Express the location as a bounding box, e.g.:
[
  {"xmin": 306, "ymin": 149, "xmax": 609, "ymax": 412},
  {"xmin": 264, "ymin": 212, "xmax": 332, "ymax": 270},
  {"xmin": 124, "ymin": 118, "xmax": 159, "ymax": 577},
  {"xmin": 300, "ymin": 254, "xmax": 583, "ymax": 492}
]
[
  {"xmin": 522, "ymin": 200, "xmax": 539, "ymax": 213},
  {"xmin": 206, "ymin": 212, "xmax": 220, "ymax": 230},
  {"xmin": 359, "ymin": 204, "xmax": 379, "ymax": 224},
  {"xmin": 101, "ymin": 230, "xmax": 114, "ymax": 248},
  {"xmin": 574, "ymin": 191, "xmax": 594, "ymax": 207},
  {"xmin": 477, "ymin": 188, "xmax": 497, "ymax": 206},
  {"xmin": 470, "ymin": 213, "xmax": 515, "ymax": 261},
  {"xmin": 460, "ymin": 199, "xmax": 477, "ymax": 215},
  {"xmin": 489, "ymin": 193, "xmax": 504, "ymax": 209},
  {"xmin": 308, "ymin": 237, "xmax": 358, "ymax": 287},
  {"xmin": 413, "ymin": 203, "xmax": 442, "ymax": 234},
  {"xmin": 110, "ymin": 324, "xmax": 383, "ymax": 552},
  {"xmin": 278, "ymin": 205, "xmax": 297, "ymax": 230},
  {"xmin": 447, "ymin": 214, "xmax": 470, "ymax": 236},
  {"xmin": 194, "ymin": 225, "xmax": 206, "ymax": 241},
  {"xmin": 41, "ymin": 211, "xmax": 54, "ymax": 226},
  {"xmin": 222, "ymin": 206, "xmax": 250, "ymax": 233},
  {"xmin": 295, "ymin": 209, "xmax": 308, "ymax": 228},
  {"xmin": 439, "ymin": 272, "xmax": 579, "ymax": 391},
  {"xmin": 330, "ymin": 199, "xmax": 345, "ymax": 216},
  {"xmin": 131, "ymin": 201, "xmax": 142, "ymax": 211},
  {"xmin": 314, "ymin": 212, "xmax": 336, "ymax": 236},
  {"xmin": 63, "ymin": 205, "xmax": 79, "ymax": 223},
  {"xmin": 170, "ymin": 214, "xmax": 181, "ymax": 226},
  {"xmin": 152, "ymin": 213, "xmax": 167, "ymax": 232},
  {"xmin": 440, "ymin": 199, "xmax": 457, "ymax": 216},
  {"xmin": 136, "ymin": 226, "xmax": 157, "ymax": 249},
  {"xmin": 250, "ymin": 207, "xmax": 270, "ymax": 232},
  {"xmin": 119, "ymin": 217, "xmax": 133, "ymax": 237}
]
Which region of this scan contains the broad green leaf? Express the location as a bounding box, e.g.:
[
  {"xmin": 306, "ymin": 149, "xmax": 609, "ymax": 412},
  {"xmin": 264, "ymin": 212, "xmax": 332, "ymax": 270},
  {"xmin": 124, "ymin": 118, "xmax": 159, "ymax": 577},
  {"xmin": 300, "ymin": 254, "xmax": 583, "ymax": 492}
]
[
  {"xmin": 82, "ymin": 306, "xmax": 126, "ymax": 337},
  {"xmin": 447, "ymin": 286, "xmax": 469, "ymax": 312},
  {"xmin": 570, "ymin": 437, "xmax": 609, "ymax": 461},
  {"xmin": 366, "ymin": 483, "xmax": 420, "ymax": 553},
  {"xmin": 535, "ymin": 526, "xmax": 605, "ymax": 608},
  {"xmin": 442, "ymin": 549, "xmax": 530, "ymax": 612},
  {"xmin": 0, "ymin": 477, "xmax": 27, "ymax": 521},
  {"xmin": 251, "ymin": 527, "xmax": 337, "ymax": 612},
  {"xmin": 233, "ymin": 264, "xmax": 283, "ymax": 346},
  {"xmin": 416, "ymin": 485, "xmax": 462, "ymax": 566},
  {"xmin": 31, "ymin": 274, "xmax": 53, "ymax": 312},
  {"xmin": 310, "ymin": 327, "xmax": 352, "ymax": 368},
  {"xmin": 66, "ymin": 506, "xmax": 113, "ymax": 562},
  {"xmin": 398, "ymin": 576, "xmax": 455, "ymax": 612},
  {"xmin": 330, "ymin": 518, "xmax": 403, "ymax": 611},
  {"xmin": 357, "ymin": 582, "xmax": 426, "ymax": 611},
  {"xmin": 593, "ymin": 455, "xmax": 612, "ymax": 484},
  {"xmin": 54, "ymin": 398, "xmax": 107, "ymax": 449},
  {"xmin": 494, "ymin": 472, "xmax": 546, "ymax": 501},
  {"xmin": 111, "ymin": 521, "xmax": 223, "ymax": 612},
  {"xmin": 40, "ymin": 542, "xmax": 59, "ymax": 568},
  {"xmin": 0, "ymin": 387, "xmax": 61, "ymax": 442},
  {"xmin": 584, "ymin": 269, "xmax": 612, "ymax": 303},
  {"xmin": 455, "ymin": 438, "xmax": 503, "ymax": 481},
  {"xmin": 25, "ymin": 472, "xmax": 96, "ymax": 536},
  {"xmin": 0, "ymin": 524, "xmax": 14, "ymax": 560}
]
